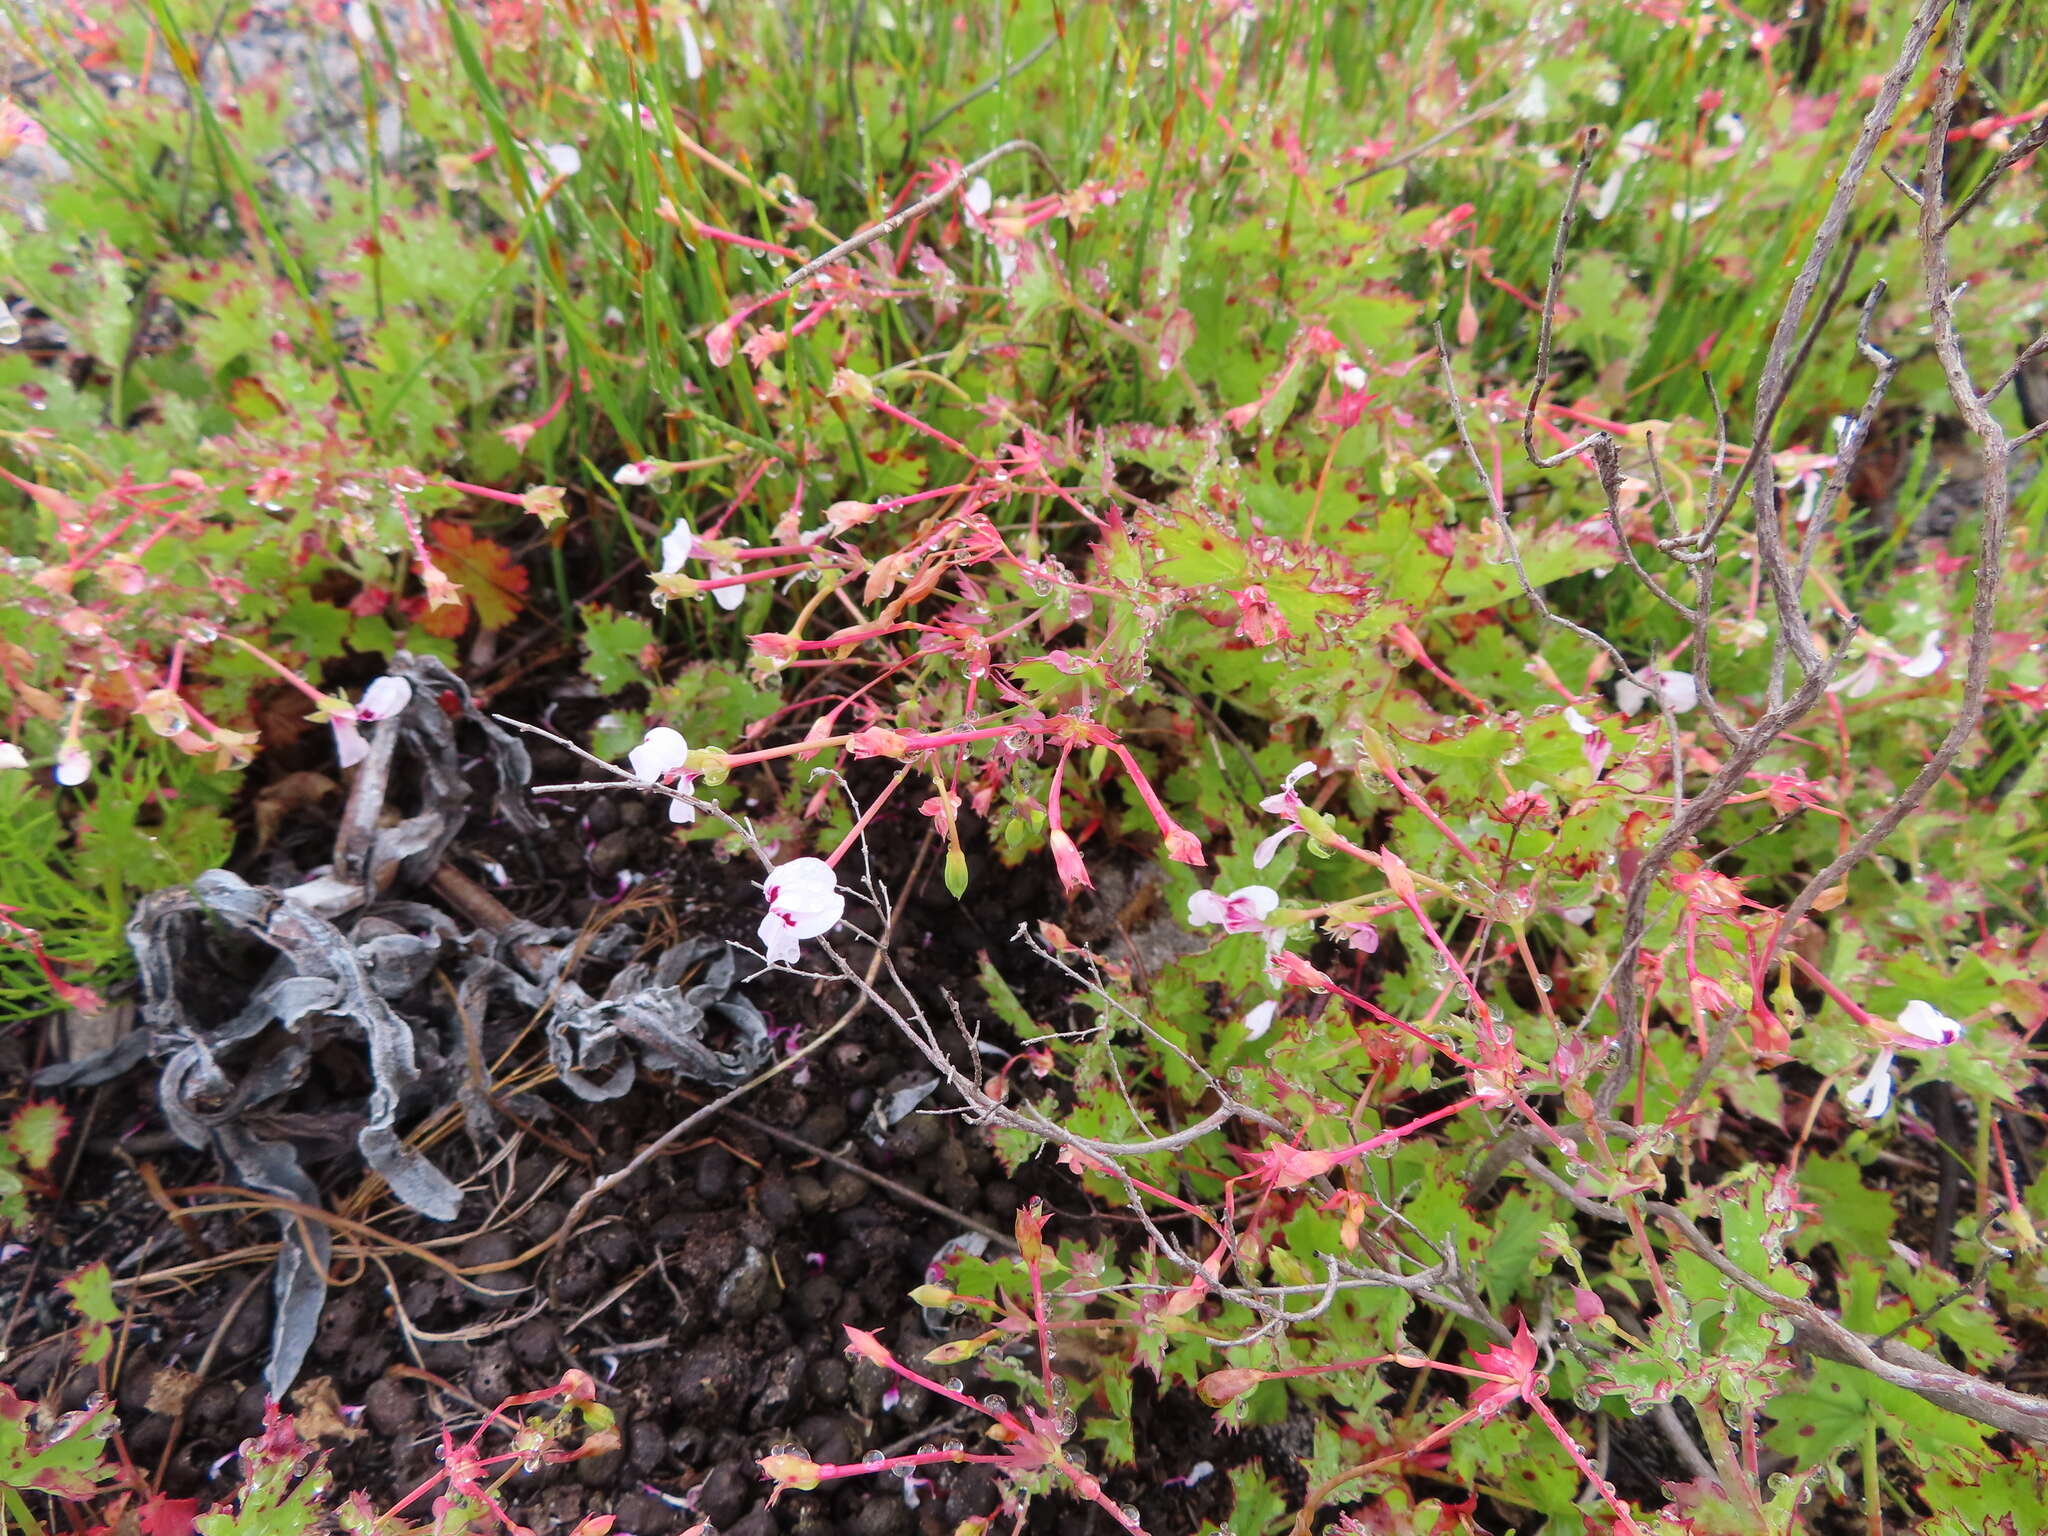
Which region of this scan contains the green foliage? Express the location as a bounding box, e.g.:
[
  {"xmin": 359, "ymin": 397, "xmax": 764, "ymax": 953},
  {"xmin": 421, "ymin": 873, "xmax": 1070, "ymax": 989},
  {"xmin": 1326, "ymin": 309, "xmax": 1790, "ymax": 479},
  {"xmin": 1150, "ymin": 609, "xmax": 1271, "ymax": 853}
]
[
  {"xmin": 3, "ymin": 0, "xmax": 2048, "ymax": 1532},
  {"xmin": 0, "ymin": 1102, "xmax": 68, "ymax": 1236}
]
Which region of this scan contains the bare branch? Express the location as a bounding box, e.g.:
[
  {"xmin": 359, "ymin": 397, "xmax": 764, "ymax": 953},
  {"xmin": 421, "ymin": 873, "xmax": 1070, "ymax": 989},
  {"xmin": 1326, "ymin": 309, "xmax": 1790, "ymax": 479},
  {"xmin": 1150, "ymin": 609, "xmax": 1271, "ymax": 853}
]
[
  {"xmin": 1522, "ymin": 128, "xmax": 1604, "ymax": 470},
  {"xmin": 1941, "ymin": 114, "xmax": 2048, "ymax": 234}
]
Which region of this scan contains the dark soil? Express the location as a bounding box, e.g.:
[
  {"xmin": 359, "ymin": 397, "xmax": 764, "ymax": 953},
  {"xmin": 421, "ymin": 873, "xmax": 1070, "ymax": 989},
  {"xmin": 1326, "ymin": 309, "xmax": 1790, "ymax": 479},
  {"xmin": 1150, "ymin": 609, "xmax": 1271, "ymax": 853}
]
[{"xmin": 3, "ymin": 722, "xmax": 1246, "ymax": 1536}]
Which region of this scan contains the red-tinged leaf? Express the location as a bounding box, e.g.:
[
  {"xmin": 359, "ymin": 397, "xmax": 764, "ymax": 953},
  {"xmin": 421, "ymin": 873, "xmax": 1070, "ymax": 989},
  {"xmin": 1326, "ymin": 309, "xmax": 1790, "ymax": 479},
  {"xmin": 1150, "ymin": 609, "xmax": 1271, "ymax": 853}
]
[
  {"xmin": 139, "ymin": 1494, "xmax": 198, "ymax": 1536},
  {"xmin": 62, "ymin": 1262, "xmax": 119, "ymax": 1364},
  {"xmin": 429, "ymin": 519, "xmax": 529, "ymax": 631},
  {"xmin": 6, "ymin": 1102, "xmax": 68, "ymax": 1172},
  {"xmin": 0, "ymin": 1385, "xmax": 117, "ymax": 1498}
]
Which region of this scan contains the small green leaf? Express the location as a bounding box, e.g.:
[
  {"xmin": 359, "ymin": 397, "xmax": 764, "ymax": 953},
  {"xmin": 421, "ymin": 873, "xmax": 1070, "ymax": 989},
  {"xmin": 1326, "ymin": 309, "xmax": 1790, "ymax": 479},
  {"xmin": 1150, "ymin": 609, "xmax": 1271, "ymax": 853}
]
[
  {"xmin": 62, "ymin": 1262, "xmax": 119, "ymax": 1365},
  {"xmin": 6, "ymin": 1103, "xmax": 68, "ymax": 1172}
]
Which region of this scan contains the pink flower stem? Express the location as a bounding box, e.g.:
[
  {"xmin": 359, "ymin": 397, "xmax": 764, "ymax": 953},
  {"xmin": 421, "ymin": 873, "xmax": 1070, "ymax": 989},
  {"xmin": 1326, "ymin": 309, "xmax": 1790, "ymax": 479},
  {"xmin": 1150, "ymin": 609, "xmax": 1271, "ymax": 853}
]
[
  {"xmin": 824, "ymin": 767, "xmax": 909, "ymax": 869},
  {"xmin": 1336, "ymin": 1094, "xmax": 1483, "ymax": 1160},
  {"xmin": 1784, "ymin": 952, "xmax": 1881, "ymax": 1028},
  {"xmin": 869, "ymin": 397, "xmax": 974, "ymax": 458},
  {"xmin": 695, "ymin": 560, "xmax": 815, "ymax": 593},
  {"xmin": 1106, "ymin": 742, "xmax": 1203, "ymax": 863},
  {"xmin": 1320, "ymin": 977, "xmax": 1478, "ymax": 1069},
  {"xmin": 691, "ymin": 216, "xmax": 805, "ymax": 261},
  {"xmin": 729, "ymin": 540, "xmax": 837, "ymax": 560},
  {"xmin": 1524, "ymin": 1390, "xmax": 1647, "ymax": 1536},
  {"xmin": 441, "ymin": 478, "xmax": 529, "ymax": 508},
  {"xmin": 805, "ymin": 1450, "xmax": 1014, "ymax": 1488},
  {"xmin": 1378, "ymin": 766, "xmax": 1490, "ymax": 876},
  {"xmin": 1259, "ymin": 1354, "xmax": 1498, "ymax": 1384},
  {"xmin": 220, "ymin": 634, "xmax": 327, "ymax": 705}
]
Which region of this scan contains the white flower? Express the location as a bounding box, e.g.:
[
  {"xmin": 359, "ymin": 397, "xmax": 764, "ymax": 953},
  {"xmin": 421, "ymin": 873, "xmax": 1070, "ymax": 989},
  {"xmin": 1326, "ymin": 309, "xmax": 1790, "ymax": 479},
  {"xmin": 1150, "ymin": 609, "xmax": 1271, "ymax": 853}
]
[
  {"xmin": 345, "ymin": 1, "xmax": 374, "ymax": 42},
  {"xmin": 331, "ymin": 676, "xmax": 411, "ymax": 768},
  {"xmin": 760, "ymin": 857, "xmax": 845, "ymax": 964},
  {"xmin": 0, "ymin": 741, "xmax": 25, "ymax": 770},
  {"xmin": 615, "ymin": 460, "xmax": 658, "ymax": 486},
  {"xmin": 1243, "ymin": 999, "xmax": 1279, "ymax": 1041},
  {"xmin": 1563, "ymin": 707, "xmax": 1594, "ymax": 735},
  {"xmin": 658, "ymin": 514, "xmax": 746, "ymax": 611},
  {"xmin": 1898, "ymin": 635, "xmax": 1945, "ymax": 679},
  {"xmin": 660, "ymin": 517, "xmax": 696, "ymax": 574},
  {"xmin": 54, "ymin": 746, "xmax": 90, "ymax": 786},
  {"xmin": 539, "ymin": 142, "xmax": 582, "ymax": 178},
  {"xmin": 1894, "ymin": 999, "xmax": 1963, "ymax": 1048},
  {"xmin": 1253, "ymin": 761, "xmax": 1318, "ymax": 869},
  {"xmin": 1844, "ymin": 1048, "xmax": 1896, "ymax": 1119},
  {"xmin": 1334, "ymin": 356, "xmax": 1368, "ymax": 392},
  {"xmin": 1616, "ymin": 120, "xmax": 1659, "ymax": 163},
  {"xmin": 964, "ymin": 177, "xmax": 992, "ymax": 217},
  {"xmin": 627, "ymin": 725, "xmax": 697, "ymax": 824},
  {"xmin": 1671, "ymin": 195, "xmax": 1720, "ymax": 223},
  {"xmin": 679, "ymin": 16, "xmax": 704, "ymax": 79},
  {"xmin": 1513, "ymin": 76, "xmax": 1550, "ymax": 121},
  {"xmin": 1187, "ymin": 885, "xmax": 1280, "ymax": 934},
  {"xmin": 1830, "ymin": 634, "xmax": 1947, "ymax": 697},
  {"xmin": 1615, "ymin": 668, "xmax": 1697, "ymax": 716},
  {"xmin": 357, "ymin": 675, "xmax": 412, "ymax": 722}
]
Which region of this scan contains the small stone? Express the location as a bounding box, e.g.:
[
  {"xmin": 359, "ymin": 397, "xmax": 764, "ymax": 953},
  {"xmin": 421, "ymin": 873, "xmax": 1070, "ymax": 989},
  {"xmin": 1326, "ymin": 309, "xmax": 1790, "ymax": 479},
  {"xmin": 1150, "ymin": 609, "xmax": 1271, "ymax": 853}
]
[
  {"xmin": 575, "ymin": 1442, "xmax": 624, "ymax": 1489},
  {"xmin": 757, "ymin": 1172, "xmax": 799, "ymax": 1230},
  {"xmin": 805, "ymin": 1355, "xmax": 849, "ymax": 1406},
  {"xmin": 716, "ymin": 1246, "xmax": 777, "ymax": 1323},
  {"xmin": 612, "ymin": 1493, "xmax": 676, "ymax": 1536},
  {"xmin": 467, "ymin": 1343, "xmax": 518, "ymax": 1405},
  {"xmin": 363, "ymin": 1378, "xmax": 420, "ymax": 1438},
  {"xmin": 509, "ymin": 1317, "xmax": 561, "ymax": 1369},
  {"xmin": 590, "ymin": 829, "xmax": 638, "ymax": 881},
  {"xmin": 852, "ymin": 1494, "xmax": 912, "ymax": 1536},
  {"xmin": 694, "ymin": 1146, "xmax": 737, "ymax": 1203},
  {"xmin": 749, "ymin": 1348, "xmax": 806, "ymax": 1428},
  {"xmin": 694, "ymin": 1463, "xmax": 750, "ymax": 1528}
]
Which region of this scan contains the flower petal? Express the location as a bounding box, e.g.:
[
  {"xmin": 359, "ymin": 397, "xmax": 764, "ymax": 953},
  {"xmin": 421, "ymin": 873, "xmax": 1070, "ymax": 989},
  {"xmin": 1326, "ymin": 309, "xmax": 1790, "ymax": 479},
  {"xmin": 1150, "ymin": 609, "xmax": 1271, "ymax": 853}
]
[
  {"xmin": 660, "ymin": 518, "xmax": 695, "ymax": 575},
  {"xmin": 1234, "ymin": 885, "xmax": 1281, "ymax": 922},
  {"xmin": 358, "ymin": 675, "xmax": 413, "ymax": 721},
  {"xmin": 1243, "ymin": 999, "xmax": 1279, "ymax": 1041},
  {"xmin": 332, "ymin": 717, "xmax": 368, "ymax": 769},
  {"xmin": 629, "ymin": 726, "xmax": 691, "ymax": 782},
  {"xmin": 1187, "ymin": 890, "xmax": 1228, "ymax": 927},
  {"xmin": 1895, "ymin": 999, "xmax": 1962, "ymax": 1048},
  {"xmin": 1252, "ymin": 826, "xmax": 1297, "ymax": 870},
  {"xmin": 1899, "ymin": 635, "xmax": 1945, "ymax": 679}
]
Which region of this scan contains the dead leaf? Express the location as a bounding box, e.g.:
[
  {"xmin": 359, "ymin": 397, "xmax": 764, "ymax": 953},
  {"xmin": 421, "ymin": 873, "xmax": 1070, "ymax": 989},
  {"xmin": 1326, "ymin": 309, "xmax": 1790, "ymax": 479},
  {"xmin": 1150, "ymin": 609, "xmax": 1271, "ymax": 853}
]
[
  {"xmin": 429, "ymin": 520, "xmax": 529, "ymax": 632},
  {"xmin": 290, "ymin": 1375, "xmax": 362, "ymax": 1441},
  {"xmin": 253, "ymin": 771, "xmax": 339, "ymax": 851},
  {"xmin": 143, "ymin": 1365, "xmax": 201, "ymax": 1417}
]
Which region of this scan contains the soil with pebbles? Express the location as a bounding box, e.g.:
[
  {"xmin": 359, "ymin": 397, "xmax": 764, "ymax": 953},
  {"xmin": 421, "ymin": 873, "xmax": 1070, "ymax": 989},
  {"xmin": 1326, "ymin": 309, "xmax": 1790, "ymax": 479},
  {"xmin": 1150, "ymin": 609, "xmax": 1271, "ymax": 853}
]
[{"xmin": 5, "ymin": 727, "xmax": 1244, "ymax": 1536}]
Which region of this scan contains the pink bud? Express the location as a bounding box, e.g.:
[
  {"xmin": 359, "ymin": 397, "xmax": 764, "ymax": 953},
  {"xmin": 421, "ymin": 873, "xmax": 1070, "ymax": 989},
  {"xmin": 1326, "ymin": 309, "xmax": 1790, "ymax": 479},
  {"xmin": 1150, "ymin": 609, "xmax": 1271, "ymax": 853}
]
[{"xmin": 1048, "ymin": 829, "xmax": 1093, "ymax": 894}]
